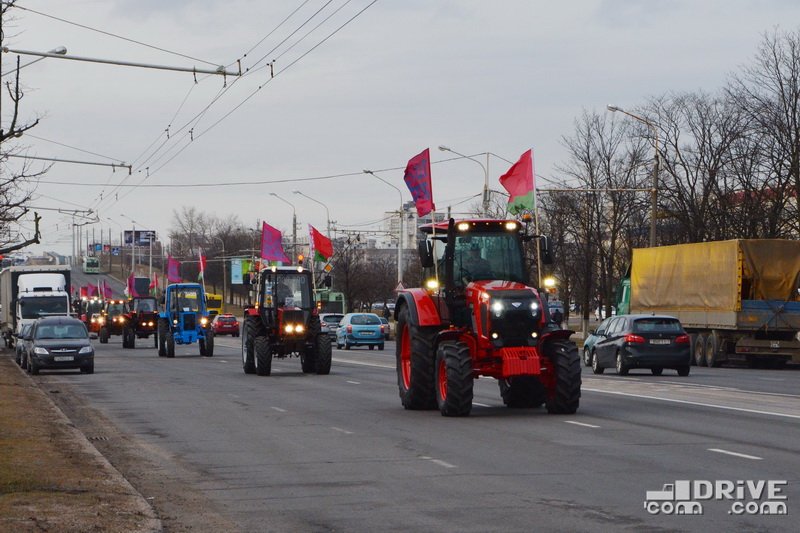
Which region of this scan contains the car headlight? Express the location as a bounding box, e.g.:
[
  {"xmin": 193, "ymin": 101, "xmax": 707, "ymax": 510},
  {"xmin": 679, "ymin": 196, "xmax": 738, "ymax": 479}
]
[
  {"xmin": 34, "ymin": 346, "xmax": 49, "ymax": 355},
  {"xmin": 79, "ymin": 346, "xmax": 93, "ymax": 354}
]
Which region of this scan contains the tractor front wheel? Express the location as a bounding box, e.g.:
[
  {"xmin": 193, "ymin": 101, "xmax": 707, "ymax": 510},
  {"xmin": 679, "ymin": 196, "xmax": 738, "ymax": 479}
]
[
  {"xmin": 254, "ymin": 336, "xmax": 272, "ymax": 376},
  {"xmin": 434, "ymin": 341, "xmax": 473, "ymax": 417},
  {"xmin": 200, "ymin": 331, "xmax": 214, "ymax": 357},
  {"xmin": 165, "ymin": 330, "xmax": 175, "ymax": 358},
  {"xmin": 157, "ymin": 320, "xmax": 167, "ymax": 357},
  {"xmin": 499, "ymin": 376, "xmax": 546, "ymax": 408},
  {"xmin": 543, "ymin": 338, "xmax": 581, "ymax": 414},
  {"xmin": 395, "ymin": 306, "xmax": 437, "ymax": 410},
  {"xmin": 99, "ymin": 327, "xmax": 109, "ymax": 344},
  {"xmin": 316, "ymin": 333, "xmax": 332, "ymax": 375},
  {"xmin": 242, "ymin": 317, "xmax": 257, "ymax": 374}
]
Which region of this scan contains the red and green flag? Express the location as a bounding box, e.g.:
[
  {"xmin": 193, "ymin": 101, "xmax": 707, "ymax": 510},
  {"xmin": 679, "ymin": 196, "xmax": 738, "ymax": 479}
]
[
  {"xmin": 498, "ymin": 149, "xmax": 535, "ymax": 215},
  {"xmin": 309, "ymin": 224, "xmax": 333, "ymax": 262},
  {"xmin": 198, "ymin": 253, "xmax": 207, "ymax": 281}
]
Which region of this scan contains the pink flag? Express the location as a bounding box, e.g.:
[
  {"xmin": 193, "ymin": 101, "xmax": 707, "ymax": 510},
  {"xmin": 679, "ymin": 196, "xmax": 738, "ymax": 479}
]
[
  {"xmin": 167, "ymin": 256, "xmax": 182, "ymax": 283},
  {"xmin": 403, "ymin": 148, "xmax": 435, "ymax": 216},
  {"xmin": 127, "ymin": 274, "xmax": 138, "ymax": 297},
  {"xmin": 260, "ymin": 222, "xmax": 290, "ymax": 263},
  {"xmin": 86, "ymin": 285, "xmax": 98, "ymax": 297},
  {"xmin": 102, "ymin": 280, "xmax": 113, "ymax": 299}
]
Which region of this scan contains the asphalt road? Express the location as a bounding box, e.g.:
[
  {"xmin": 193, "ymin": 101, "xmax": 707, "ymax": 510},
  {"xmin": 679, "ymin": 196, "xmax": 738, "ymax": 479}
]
[{"xmin": 36, "ymin": 334, "xmax": 799, "ymax": 532}]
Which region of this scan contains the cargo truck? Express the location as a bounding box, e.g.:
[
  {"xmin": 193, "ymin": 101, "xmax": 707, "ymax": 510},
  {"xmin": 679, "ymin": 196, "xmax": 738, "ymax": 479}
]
[
  {"xmin": 617, "ymin": 240, "xmax": 800, "ymax": 368},
  {"xmin": 0, "ymin": 265, "xmax": 72, "ymax": 348}
]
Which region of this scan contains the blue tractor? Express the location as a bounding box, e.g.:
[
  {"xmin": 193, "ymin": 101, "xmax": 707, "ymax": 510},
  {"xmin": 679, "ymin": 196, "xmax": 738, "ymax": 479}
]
[{"xmin": 157, "ymin": 283, "xmax": 214, "ymax": 357}]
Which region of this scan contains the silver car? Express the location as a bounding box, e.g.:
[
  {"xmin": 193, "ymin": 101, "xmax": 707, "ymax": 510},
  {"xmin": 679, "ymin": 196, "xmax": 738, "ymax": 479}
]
[{"xmin": 320, "ymin": 313, "xmax": 344, "ymax": 342}]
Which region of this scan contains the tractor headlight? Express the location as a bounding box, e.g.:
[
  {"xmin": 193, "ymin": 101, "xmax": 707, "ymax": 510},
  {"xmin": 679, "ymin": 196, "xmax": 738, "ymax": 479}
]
[
  {"xmin": 147, "ymin": 321, "xmax": 154, "ymax": 327},
  {"xmin": 284, "ymin": 324, "xmax": 295, "ymax": 334},
  {"xmin": 295, "ymin": 324, "xmax": 305, "ymax": 334},
  {"xmin": 200, "ymin": 317, "xmax": 208, "ymax": 326},
  {"xmin": 173, "ymin": 319, "xmax": 178, "ymax": 325},
  {"xmin": 491, "ymin": 301, "xmax": 504, "ymax": 317},
  {"xmin": 530, "ymin": 301, "xmax": 540, "ymax": 316}
]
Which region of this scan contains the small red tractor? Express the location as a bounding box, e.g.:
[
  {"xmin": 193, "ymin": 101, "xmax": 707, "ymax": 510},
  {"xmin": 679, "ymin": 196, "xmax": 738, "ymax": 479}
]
[
  {"xmin": 98, "ymin": 299, "xmax": 129, "ymax": 344},
  {"xmin": 394, "ymin": 217, "xmax": 581, "ymax": 416},
  {"xmin": 122, "ymin": 296, "xmax": 159, "ymax": 349},
  {"xmin": 241, "ymin": 265, "xmax": 331, "ymax": 376}
]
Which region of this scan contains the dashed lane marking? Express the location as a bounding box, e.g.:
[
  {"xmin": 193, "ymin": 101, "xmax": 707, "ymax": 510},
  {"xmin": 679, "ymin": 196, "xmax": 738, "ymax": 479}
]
[
  {"xmin": 331, "ymin": 427, "xmax": 354, "ymax": 435},
  {"xmin": 271, "ymin": 407, "xmax": 287, "ymax": 413},
  {"xmin": 346, "ymin": 380, "xmax": 361, "ymax": 385},
  {"xmin": 420, "ymin": 456, "xmax": 457, "ymax": 469},
  {"xmin": 565, "ymin": 420, "xmax": 600, "ymax": 428},
  {"xmin": 708, "ymin": 448, "xmax": 763, "ymax": 461}
]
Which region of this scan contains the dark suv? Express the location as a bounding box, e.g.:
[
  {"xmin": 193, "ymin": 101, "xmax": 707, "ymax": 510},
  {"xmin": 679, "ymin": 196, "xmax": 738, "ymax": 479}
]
[{"xmin": 25, "ymin": 316, "xmax": 95, "ymax": 375}]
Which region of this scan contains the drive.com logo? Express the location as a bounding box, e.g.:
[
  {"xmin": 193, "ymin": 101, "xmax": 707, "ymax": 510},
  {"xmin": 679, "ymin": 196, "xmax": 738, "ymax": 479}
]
[{"xmin": 644, "ymin": 480, "xmax": 788, "ymax": 515}]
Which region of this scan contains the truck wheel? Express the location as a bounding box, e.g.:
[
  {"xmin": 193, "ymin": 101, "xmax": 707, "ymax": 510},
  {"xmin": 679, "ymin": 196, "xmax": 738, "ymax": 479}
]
[
  {"xmin": 157, "ymin": 320, "xmax": 167, "ymax": 357},
  {"xmin": 99, "ymin": 327, "xmax": 109, "ymax": 344},
  {"xmin": 499, "ymin": 376, "xmax": 546, "ymax": 408},
  {"xmin": 434, "ymin": 341, "xmax": 473, "ymax": 416},
  {"xmin": 242, "ymin": 317, "xmax": 257, "ymax": 374},
  {"xmin": 705, "ymin": 332, "xmax": 721, "ymax": 367},
  {"xmin": 315, "ymin": 333, "xmax": 332, "ymax": 375},
  {"xmin": 395, "ymin": 305, "xmax": 437, "ymax": 410},
  {"xmin": 615, "ymin": 351, "xmax": 629, "ymax": 376},
  {"xmin": 166, "ymin": 330, "xmax": 175, "ymax": 358},
  {"xmin": 254, "ymin": 336, "xmax": 272, "ymax": 376},
  {"xmin": 544, "ymin": 338, "xmax": 581, "ymax": 414},
  {"xmin": 694, "ymin": 333, "xmax": 707, "ymax": 366}
]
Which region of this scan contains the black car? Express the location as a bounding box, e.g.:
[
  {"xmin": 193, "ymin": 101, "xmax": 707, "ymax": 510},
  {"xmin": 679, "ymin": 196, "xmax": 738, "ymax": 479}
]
[
  {"xmin": 25, "ymin": 316, "xmax": 94, "ymax": 375},
  {"xmin": 591, "ymin": 314, "xmax": 690, "ymax": 376},
  {"xmin": 14, "ymin": 323, "xmax": 34, "ymax": 368}
]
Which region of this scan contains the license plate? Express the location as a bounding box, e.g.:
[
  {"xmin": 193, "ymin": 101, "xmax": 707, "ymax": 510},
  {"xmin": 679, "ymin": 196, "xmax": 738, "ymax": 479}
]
[
  {"xmin": 650, "ymin": 339, "xmax": 670, "ymax": 345},
  {"xmin": 361, "ymin": 331, "xmax": 374, "ymax": 336},
  {"xmin": 54, "ymin": 356, "xmax": 74, "ymax": 362}
]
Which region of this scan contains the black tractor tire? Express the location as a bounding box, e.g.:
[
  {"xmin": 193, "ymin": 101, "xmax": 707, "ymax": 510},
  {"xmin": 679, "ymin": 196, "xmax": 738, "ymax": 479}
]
[
  {"xmin": 157, "ymin": 319, "xmax": 167, "ymax": 357},
  {"xmin": 302, "ymin": 315, "xmax": 321, "ymax": 373},
  {"xmin": 499, "ymin": 376, "xmax": 546, "ymax": 408},
  {"xmin": 254, "ymin": 336, "xmax": 272, "ymax": 376},
  {"xmin": 242, "ymin": 316, "xmax": 257, "ymax": 374},
  {"xmin": 315, "ymin": 333, "xmax": 332, "ymax": 375},
  {"xmin": 543, "ymin": 338, "xmax": 581, "ymax": 414},
  {"xmin": 395, "ymin": 305, "xmax": 438, "ymax": 410},
  {"xmin": 153, "ymin": 331, "xmax": 158, "ymax": 348},
  {"xmin": 165, "ymin": 330, "xmax": 175, "ymax": 358},
  {"xmin": 434, "ymin": 341, "xmax": 473, "ymax": 416},
  {"xmin": 200, "ymin": 331, "xmax": 214, "ymax": 357},
  {"xmin": 99, "ymin": 327, "xmax": 109, "ymax": 344}
]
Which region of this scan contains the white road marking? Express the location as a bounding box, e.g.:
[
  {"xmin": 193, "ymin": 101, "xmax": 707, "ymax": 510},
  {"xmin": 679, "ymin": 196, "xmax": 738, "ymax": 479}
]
[
  {"xmin": 218, "ymin": 360, "xmax": 228, "ymax": 363},
  {"xmin": 565, "ymin": 420, "xmax": 600, "ymax": 428},
  {"xmin": 331, "ymin": 427, "xmax": 353, "ymax": 435},
  {"xmin": 582, "ymin": 387, "xmax": 800, "ymax": 420},
  {"xmin": 708, "ymin": 448, "xmax": 763, "ymax": 461},
  {"xmin": 271, "ymin": 407, "xmax": 287, "ymax": 413},
  {"xmin": 757, "ymin": 377, "xmax": 785, "ymax": 382},
  {"xmin": 420, "ymin": 456, "xmax": 457, "ymax": 468},
  {"xmin": 346, "ymin": 380, "xmax": 361, "ymax": 385},
  {"xmin": 333, "ymin": 357, "xmax": 394, "ymax": 369},
  {"xmin": 472, "ymin": 402, "xmax": 491, "ymax": 407}
]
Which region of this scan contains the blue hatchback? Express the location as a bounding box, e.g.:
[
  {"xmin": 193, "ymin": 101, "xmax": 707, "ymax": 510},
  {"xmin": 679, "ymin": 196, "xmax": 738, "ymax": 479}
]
[{"xmin": 336, "ymin": 313, "xmax": 385, "ymax": 350}]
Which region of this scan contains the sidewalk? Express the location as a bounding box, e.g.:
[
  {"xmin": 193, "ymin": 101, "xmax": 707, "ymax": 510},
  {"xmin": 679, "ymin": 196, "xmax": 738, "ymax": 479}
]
[{"xmin": 0, "ymin": 352, "xmax": 160, "ymax": 532}]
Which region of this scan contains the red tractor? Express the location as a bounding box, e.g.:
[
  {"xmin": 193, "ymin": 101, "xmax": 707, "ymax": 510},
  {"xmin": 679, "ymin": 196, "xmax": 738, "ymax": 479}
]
[
  {"xmin": 394, "ymin": 218, "xmax": 581, "ymax": 417},
  {"xmin": 122, "ymin": 296, "xmax": 160, "ymax": 349}
]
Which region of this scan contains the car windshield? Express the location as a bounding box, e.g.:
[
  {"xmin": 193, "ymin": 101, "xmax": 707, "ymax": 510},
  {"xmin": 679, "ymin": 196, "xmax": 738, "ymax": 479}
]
[
  {"xmin": 351, "ymin": 314, "xmax": 380, "ymax": 326},
  {"xmin": 35, "ymin": 323, "xmax": 88, "ymax": 339},
  {"xmin": 633, "ymin": 318, "xmax": 682, "ymax": 333}
]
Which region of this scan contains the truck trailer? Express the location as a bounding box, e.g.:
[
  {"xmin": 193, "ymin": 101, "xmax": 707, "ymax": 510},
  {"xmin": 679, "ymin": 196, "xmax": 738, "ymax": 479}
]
[
  {"xmin": 0, "ymin": 265, "xmax": 72, "ymax": 348},
  {"xmin": 617, "ymin": 239, "xmax": 800, "ymax": 368}
]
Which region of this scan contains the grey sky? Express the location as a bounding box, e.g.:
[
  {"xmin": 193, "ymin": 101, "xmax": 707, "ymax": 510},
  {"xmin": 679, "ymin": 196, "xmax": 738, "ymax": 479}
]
[{"xmin": 3, "ymin": 0, "xmax": 799, "ymax": 257}]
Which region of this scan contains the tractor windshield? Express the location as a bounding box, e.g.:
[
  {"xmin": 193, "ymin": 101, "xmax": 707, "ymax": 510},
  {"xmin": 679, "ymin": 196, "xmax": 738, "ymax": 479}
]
[
  {"xmin": 133, "ymin": 298, "xmax": 157, "ymax": 312},
  {"xmin": 173, "ymin": 288, "xmax": 202, "ymax": 312},
  {"xmin": 433, "ymin": 232, "xmax": 526, "ymax": 285},
  {"xmin": 268, "ymin": 274, "xmax": 310, "ymax": 308},
  {"xmin": 105, "ymin": 302, "xmax": 127, "ymax": 316}
]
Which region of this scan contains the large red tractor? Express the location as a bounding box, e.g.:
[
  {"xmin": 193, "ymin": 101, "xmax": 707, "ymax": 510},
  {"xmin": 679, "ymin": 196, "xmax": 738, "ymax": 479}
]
[{"xmin": 394, "ymin": 218, "xmax": 581, "ymax": 417}]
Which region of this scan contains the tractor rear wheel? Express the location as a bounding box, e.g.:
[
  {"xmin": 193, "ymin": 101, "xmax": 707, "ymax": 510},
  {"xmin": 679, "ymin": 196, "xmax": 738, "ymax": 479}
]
[
  {"xmin": 254, "ymin": 336, "xmax": 272, "ymax": 376},
  {"xmin": 165, "ymin": 330, "xmax": 175, "ymax": 358},
  {"xmin": 200, "ymin": 331, "xmax": 214, "ymax": 357},
  {"xmin": 499, "ymin": 376, "xmax": 546, "ymax": 408},
  {"xmin": 395, "ymin": 306, "xmax": 437, "ymax": 410},
  {"xmin": 241, "ymin": 317, "xmax": 257, "ymax": 374},
  {"xmin": 316, "ymin": 333, "xmax": 332, "ymax": 375},
  {"xmin": 157, "ymin": 319, "xmax": 167, "ymax": 357},
  {"xmin": 543, "ymin": 338, "xmax": 581, "ymax": 414},
  {"xmin": 434, "ymin": 341, "xmax": 473, "ymax": 416}
]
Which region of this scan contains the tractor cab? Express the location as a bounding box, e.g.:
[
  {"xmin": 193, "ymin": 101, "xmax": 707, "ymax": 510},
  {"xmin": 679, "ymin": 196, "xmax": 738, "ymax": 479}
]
[{"xmin": 257, "ymin": 266, "xmax": 314, "ymax": 343}]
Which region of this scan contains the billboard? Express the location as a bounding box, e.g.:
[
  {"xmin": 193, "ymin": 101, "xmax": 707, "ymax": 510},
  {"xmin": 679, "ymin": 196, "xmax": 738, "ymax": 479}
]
[{"xmin": 123, "ymin": 230, "xmax": 157, "ymax": 246}]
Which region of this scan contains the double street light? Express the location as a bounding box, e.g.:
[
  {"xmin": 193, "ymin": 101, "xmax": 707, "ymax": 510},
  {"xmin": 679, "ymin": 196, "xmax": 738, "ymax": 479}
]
[
  {"xmin": 607, "ymin": 104, "xmax": 661, "ymax": 247},
  {"xmin": 438, "ymin": 145, "xmax": 490, "ymax": 216},
  {"xmin": 269, "ymin": 193, "xmax": 297, "ymax": 257},
  {"xmin": 363, "ymin": 170, "xmax": 403, "ymax": 284},
  {"xmin": 293, "ymin": 190, "xmax": 331, "ymax": 238}
]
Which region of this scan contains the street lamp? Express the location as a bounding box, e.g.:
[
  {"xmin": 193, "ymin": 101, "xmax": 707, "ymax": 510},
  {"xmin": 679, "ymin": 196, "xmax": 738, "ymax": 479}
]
[
  {"xmin": 363, "ymin": 170, "xmax": 404, "ymax": 284},
  {"xmin": 269, "ymin": 193, "xmax": 297, "ymax": 258},
  {"xmin": 119, "ymin": 214, "xmax": 138, "ymax": 275},
  {"xmin": 293, "ymin": 190, "xmax": 331, "ymax": 238},
  {"xmin": 1, "ymin": 45, "xmax": 67, "ymax": 78},
  {"xmin": 607, "ymin": 104, "xmax": 661, "ymax": 247},
  {"xmin": 438, "ymin": 145, "xmax": 490, "ymax": 216}
]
